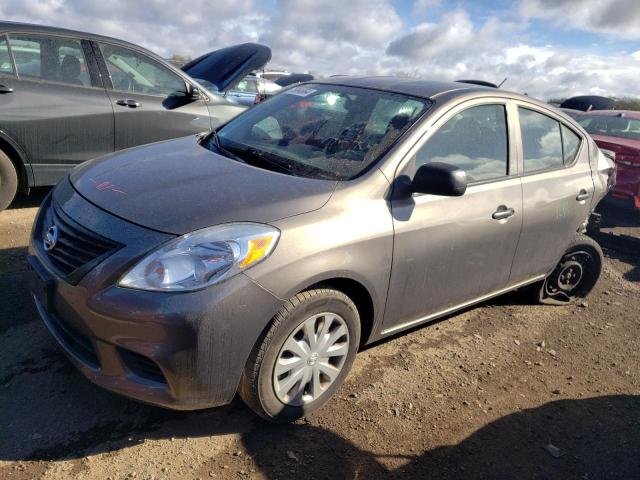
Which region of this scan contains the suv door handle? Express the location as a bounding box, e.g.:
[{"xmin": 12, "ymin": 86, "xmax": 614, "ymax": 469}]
[
  {"xmin": 576, "ymin": 189, "xmax": 590, "ymax": 202},
  {"xmin": 492, "ymin": 206, "xmax": 515, "ymax": 220},
  {"xmin": 0, "ymin": 84, "xmax": 13, "ymax": 94},
  {"xmin": 116, "ymin": 99, "xmax": 141, "ymax": 108}
]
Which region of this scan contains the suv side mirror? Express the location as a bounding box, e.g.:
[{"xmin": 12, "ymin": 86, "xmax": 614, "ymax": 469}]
[{"xmin": 412, "ymin": 162, "xmax": 467, "ymax": 196}]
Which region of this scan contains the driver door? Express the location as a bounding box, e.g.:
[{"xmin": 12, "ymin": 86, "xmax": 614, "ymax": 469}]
[
  {"xmin": 382, "ymin": 101, "xmax": 524, "ymax": 333},
  {"xmin": 94, "ymin": 42, "xmax": 211, "ymax": 150}
]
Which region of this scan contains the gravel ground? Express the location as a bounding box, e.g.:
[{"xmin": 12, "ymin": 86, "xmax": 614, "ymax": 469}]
[{"xmin": 1, "ymin": 191, "xmax": 639, "ymax": 480}]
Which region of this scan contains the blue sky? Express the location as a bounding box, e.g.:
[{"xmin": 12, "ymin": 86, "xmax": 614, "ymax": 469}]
[{"xmin": 1, "ymin": 0, "xmax": 639, "ymax": 98}]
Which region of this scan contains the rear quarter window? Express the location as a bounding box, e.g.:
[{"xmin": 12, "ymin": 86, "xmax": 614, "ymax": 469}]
[{"xmin": 561, "ymin": 125, "xmax": 581, "ymax": 165}]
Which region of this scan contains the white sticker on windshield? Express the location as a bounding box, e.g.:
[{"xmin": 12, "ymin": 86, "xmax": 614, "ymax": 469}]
[{"xmin": 284, "ymin": 86, "xmax": 317, "ymax": 97}]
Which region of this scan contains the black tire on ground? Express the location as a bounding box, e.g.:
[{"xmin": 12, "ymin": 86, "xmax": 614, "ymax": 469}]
[
  {"xmin": 0, "ymin": 149, "xmax": 18, "ymax": 211},
  {"xmin": 533, "ymin": 233, "xmax": 604, "ymax": 305},
  {"xmin": 239, "ymin": 288, "xmax": 361, "ymax": 423}
]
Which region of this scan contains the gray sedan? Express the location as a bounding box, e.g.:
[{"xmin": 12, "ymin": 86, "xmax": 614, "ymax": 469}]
[{"xmin": 29, "ymin": 77, "xmax": 614, "ymax": 422}]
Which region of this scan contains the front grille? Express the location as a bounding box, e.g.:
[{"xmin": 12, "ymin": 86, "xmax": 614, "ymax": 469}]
[
  {"xmin": 118, "ymin": 348, "xmax": 167, "ymax": 384},
  {"xmin": 42, "ymin": 202, "xmax": 120, "ymax": 282},
  {"xmin": 44, "ymin": 308, "xmax": 100, "ymax": 369}
]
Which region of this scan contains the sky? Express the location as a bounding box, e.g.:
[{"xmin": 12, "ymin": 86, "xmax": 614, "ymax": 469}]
[{"xmin": 1, "ymin": 0, "xmax": 640, "ymax": 99}]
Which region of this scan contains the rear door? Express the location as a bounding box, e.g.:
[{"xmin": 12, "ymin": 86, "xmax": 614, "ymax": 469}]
[
  {"xmin": 0, "ymin": 32, "xmax": 113, "ymax": 186},
  {"xmin": 509, "ymin": 105, "xmax": 594, "ymax": 283},
  {"xmin": 382, "ymin": 100, "xmax": 524, "ymax": 333},
  {"xmin": 94, "ymin": 42, "xmax": 211, "ymax": 150}
]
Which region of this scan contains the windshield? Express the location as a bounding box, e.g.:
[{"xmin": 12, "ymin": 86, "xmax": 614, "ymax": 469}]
[
  {"xmin": 211, "ymin": 84, "xmax": 431, "ymax": 180},
  {"xmin": 578, "ymin": 115, "xmax": 640, "ymax": 140}
]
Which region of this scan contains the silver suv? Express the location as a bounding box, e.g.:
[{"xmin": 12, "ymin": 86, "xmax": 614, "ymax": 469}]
[{"xmin": 29, "ymin": 78, "xmax": 615, "ymax": 422}]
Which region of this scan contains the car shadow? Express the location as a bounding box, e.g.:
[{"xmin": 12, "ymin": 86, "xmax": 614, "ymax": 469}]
[
  {"xmin": 597, "ymin": 202, "xmax": 640, "ymax": 229},
  {"xmin": 7, "ymin": 187, "xmax": 50, "ymax": 210},
  {"xmin": 240, "ymin": 395, "xmax": 640, "ymax": 479},
  {"xmin": 0, "ymin": 246, "xmax": 37, "ymax": 332}
]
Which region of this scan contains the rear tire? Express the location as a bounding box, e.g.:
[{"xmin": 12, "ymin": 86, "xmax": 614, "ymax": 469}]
[
  {"xmin": 534, "ymin": 233, "xmax": 603, "ymax": 305},
  {"xmin": 239, "ymin": 289, "xmax": 360, "ymax": 423},
  {"xmin": 0, "ymin": 150, "xmax": 18, "ymax": 211}
]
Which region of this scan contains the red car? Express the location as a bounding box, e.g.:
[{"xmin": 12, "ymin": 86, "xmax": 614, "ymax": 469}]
[{"xmin": 573, "ymin": 110, "xmax": 640, "ymax": 210}]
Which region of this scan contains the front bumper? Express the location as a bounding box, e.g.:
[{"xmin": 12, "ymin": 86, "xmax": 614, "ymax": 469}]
[{"xmin": 29, "ymin": 180, "xmax": 283, "ymax": 410}]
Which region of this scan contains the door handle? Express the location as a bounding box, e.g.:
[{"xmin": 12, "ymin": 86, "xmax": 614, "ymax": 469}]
[
  {"xmin": 576, "ymin": 189, "xmax": 590, "ymax": 202},
  {"xmin": 116, "ymin": 99, "xmax": 141, "ymax": 108},
  {"xmin": 492, "ymin": 206, "xmax": 515, "ymax": 220},
  {"xmin": 0, "ymin": 84, "xmax": 13, "ymax": 94}
]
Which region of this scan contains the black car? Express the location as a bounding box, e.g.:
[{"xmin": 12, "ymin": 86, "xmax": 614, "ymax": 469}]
[{"xmin": 0, "ymin": 21, "xmax": 271, "ymax": 210}]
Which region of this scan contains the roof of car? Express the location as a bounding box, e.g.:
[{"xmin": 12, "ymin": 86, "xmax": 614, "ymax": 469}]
[
  {"xmin": 310, "ymin": 76, "xmax": 496, "ymax": 100},
  {"xmin": 580, "ymin": 109, "xmax": 640, "ymax": 120},
  {"xmin": 0, "ymin": 21, "xmax": 150, "ymax": 54}
]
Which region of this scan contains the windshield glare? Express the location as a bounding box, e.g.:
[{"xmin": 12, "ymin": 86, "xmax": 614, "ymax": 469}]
[
  {"xmin": 214, "ymin": 84, "xmax": 431, "ymax": 180},
  {"xmin": 579, "ymin": 115, "xmax": 640, "ymax": 140}
]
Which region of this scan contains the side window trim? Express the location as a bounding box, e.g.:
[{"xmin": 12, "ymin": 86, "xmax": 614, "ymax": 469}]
[
  {"xmin": 514, "ymin": 101, "xmax": 585, "ymax": 176},
  {"xmin": 89, "ymin": 40, "xmax": 113, "ymax": 90},
  {"xmin": 395, "ymin": 98, "xmax": 514, "ymax": 187},
  {"xmin": 80, "ymin": 39, "xmax": 104, "ymax": 88},
  {"xmin": 6, "ymin": 32, "xmax": 102, "ymax": 90}
]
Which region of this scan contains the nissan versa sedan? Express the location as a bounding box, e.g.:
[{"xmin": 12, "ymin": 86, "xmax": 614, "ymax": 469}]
[{"xmin": 29, "ymin": 78, "xmax": 615, "ymax": 422}]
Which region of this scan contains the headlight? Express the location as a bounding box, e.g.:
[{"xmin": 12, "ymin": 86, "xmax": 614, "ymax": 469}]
[{"xmin": 118, "ymin": 223, "xmax": 280, "ymax": 292}]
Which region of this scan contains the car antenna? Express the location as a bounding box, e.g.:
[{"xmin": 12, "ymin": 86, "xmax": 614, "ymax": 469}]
[{"xmin": 497, "ymin": 78, "xmax": 507, "ymax": 88}]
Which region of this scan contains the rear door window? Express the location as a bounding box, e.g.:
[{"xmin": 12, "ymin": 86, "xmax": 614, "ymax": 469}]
[
  {"xmin": 9, "ymin": 34, "xmax": 91, "ymax": 86},
  {"xmin": 519, "ymin": 108, "xmax": 564, "ymax": 172},
  {"xmin": 0, "ymin": 36, "xmax": 14, "ymax": 75},
  {"xmin": 415, "ymin": 104, "xmax": 509, "ymax": 183}
]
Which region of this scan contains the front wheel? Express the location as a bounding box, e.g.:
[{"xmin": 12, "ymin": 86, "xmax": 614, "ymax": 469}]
[
  {"xmin": 535, "ymin": 233, "xmax": 603, "ymax": 305},
  {"xmin": 0, "ymin": 150, "xmax": 18, "ymax": 211},
  {"xmin": 239, "ymin": 289, "xmax": 360, "ymax": 423}
]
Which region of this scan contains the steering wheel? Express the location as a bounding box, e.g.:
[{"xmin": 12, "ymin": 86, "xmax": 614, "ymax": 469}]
[{"xmin": 324, "ymin": 122, "xmax": 367, "ymax": 156}]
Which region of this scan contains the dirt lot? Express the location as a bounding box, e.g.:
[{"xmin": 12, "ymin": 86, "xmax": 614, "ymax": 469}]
[{"xmin": 1, "ymin": 191, "xmax": 639, "ymax": 480}]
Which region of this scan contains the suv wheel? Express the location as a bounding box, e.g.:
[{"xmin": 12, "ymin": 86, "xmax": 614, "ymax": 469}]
[
  {"xmin": 239, "ymin": 288, "xmax": 360, "ymax": 422},
  {"xmin": 0, "ymin": 150, "xmax": 18, "ymax": 211},
  {"xmin": 535, "ymin": 233, "xmax": 603, "ymax": 305}
]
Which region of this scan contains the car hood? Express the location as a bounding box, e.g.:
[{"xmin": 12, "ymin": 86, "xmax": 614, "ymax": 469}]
[
  {"xmin": 181, "ymin": 43, "xmax": 271, "ymax": 93},
  {"xmin": 70, "ymin": 136, "xmax": 336, "ymax": 235}
]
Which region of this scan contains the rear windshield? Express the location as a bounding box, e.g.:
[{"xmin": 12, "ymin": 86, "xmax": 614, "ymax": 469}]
[
  {"xmin": 211, "ymin": 84, "xmax": 431, "ymax": 180},
  {"xmin": 578, "ymin": 115, "xmax": 640, "ymax": 140}
]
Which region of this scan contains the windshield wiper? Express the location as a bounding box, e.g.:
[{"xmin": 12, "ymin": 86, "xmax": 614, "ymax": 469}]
[
  {"xmin": 223, "ymin": 145, "xmax": 295, "ymax": 175},
  {"xmin": 207, "ymin": 131, "xmax": 246, "ymax": 164}
]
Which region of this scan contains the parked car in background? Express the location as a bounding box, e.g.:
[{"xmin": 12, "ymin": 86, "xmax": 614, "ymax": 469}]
[
  {"xmin": 560, "ymin": 95, "xmax": 615, "ymax": 112},
  {"xmin": 573, "ymin": 110, "xmax": 640, "ymax": 210},
  {"xmin": 274, "ymin": 73, "xmax": 314, "ymax": 88},
  {"xmin": 225, "ymin": 75, "xmax": 281, "ymax": 105},
  {"xmin": 0, "ymin": 21, "xmax": 271, "ymax": 211},
  {"xmin": 29, "ymin": 78, "xmax": 614, "ymax": 422},
  {"xmin": 255, "ymin": 69, "xmax": 291, "ymax": 82}
]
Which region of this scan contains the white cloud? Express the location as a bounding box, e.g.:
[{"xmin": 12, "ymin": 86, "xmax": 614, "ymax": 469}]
[
  {"xmin": 520, "ymin": 0, "xmax": 640, "ymax": 40},
  {"xmin": 0, "ymin": 0, "xmax": 639, "ymax": 99}
]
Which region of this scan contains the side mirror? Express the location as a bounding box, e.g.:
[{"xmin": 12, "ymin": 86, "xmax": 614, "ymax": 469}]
[{"xmin": 411, "ymin": 162, "xmax": 467, "ymax": 196}]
